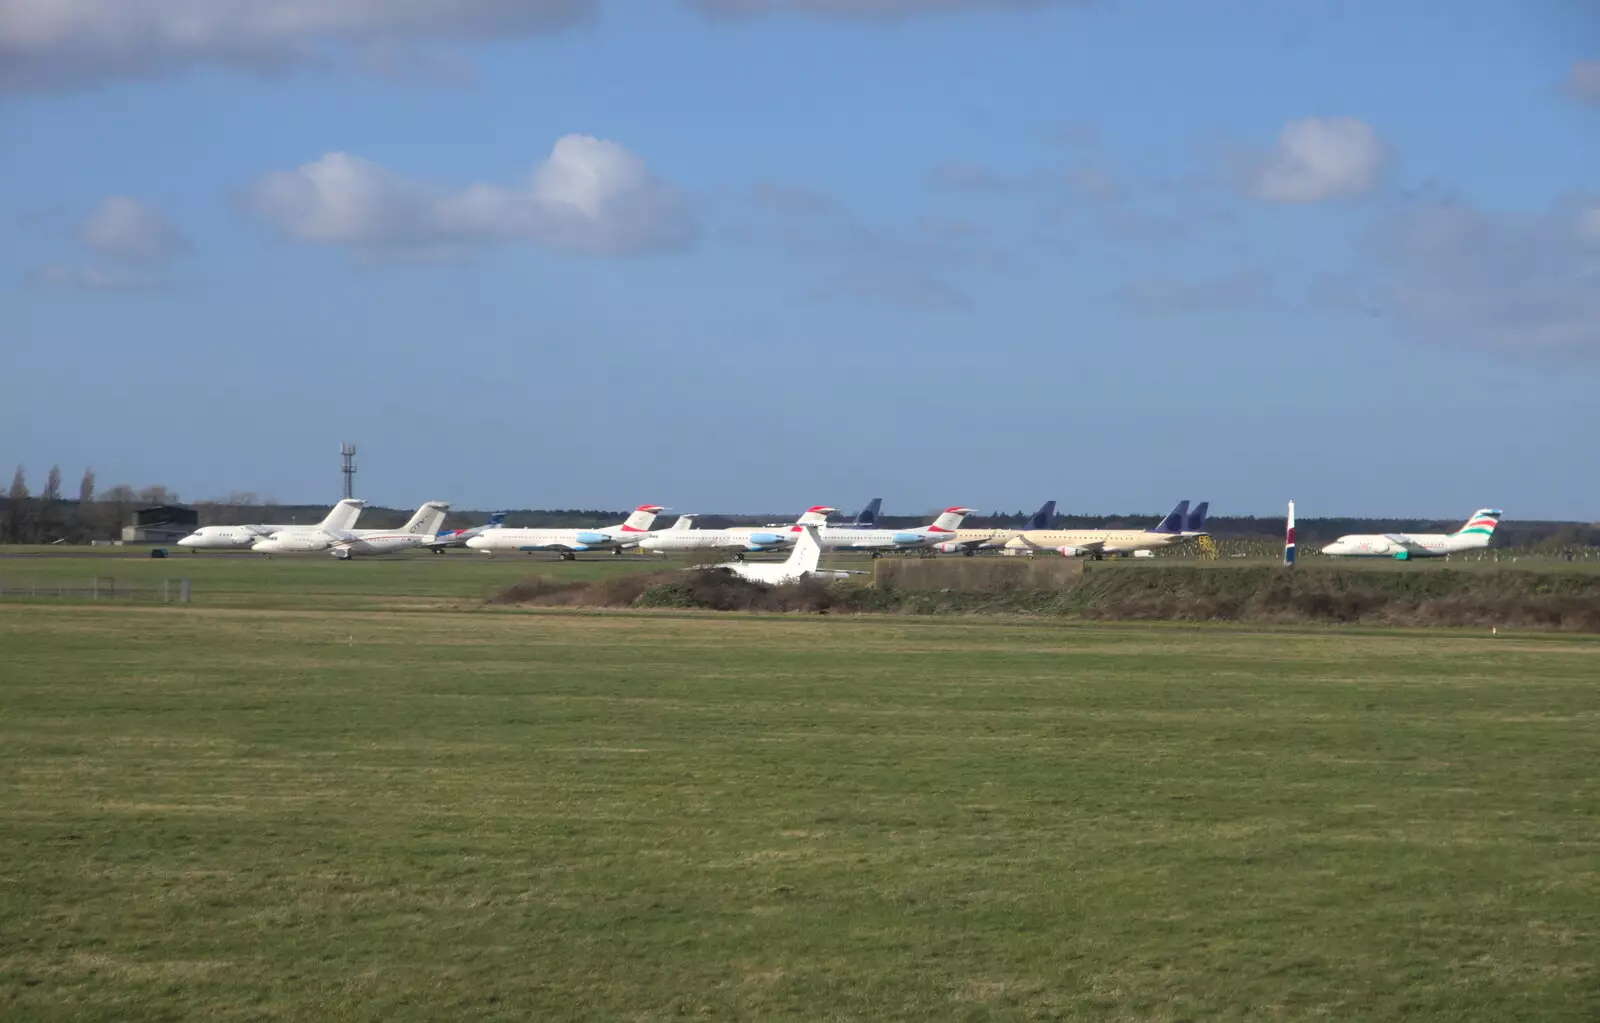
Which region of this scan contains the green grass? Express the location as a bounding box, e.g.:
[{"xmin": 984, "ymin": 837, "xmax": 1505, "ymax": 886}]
[{"xmin": 2, "ymin": 604, "xmax": 1597, "ymax": 1020}]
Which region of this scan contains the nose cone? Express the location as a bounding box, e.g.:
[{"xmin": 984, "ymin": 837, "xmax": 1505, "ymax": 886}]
[
  {"xmin": 464, "ymin": 535, "xmax": 491, "ymax": 550},
  {"xmin": 177, "ymin": 535, "xmax": 199, "ymax": 547}
]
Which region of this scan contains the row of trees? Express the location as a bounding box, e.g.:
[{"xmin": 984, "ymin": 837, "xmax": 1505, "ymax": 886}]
[{"xmin": 1, "ymin": 466, "xmax": 180, "ymax": 544}]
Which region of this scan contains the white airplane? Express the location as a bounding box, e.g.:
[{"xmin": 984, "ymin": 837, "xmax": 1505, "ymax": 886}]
[
  {"xmin": 251, "ymin": 502, "xmax": 449, "ymax": 558},
  {"xmin": 1320, "ymin": 509, "xmax": 1502, "ymax": 560},
  {"xmin": 176, "ymin": 500, "xmax": 365, "ymax": 550},
  {"xmin": 464, "ymin": 505, "xmax": 665, "ymax": 559},
  {"xmin": 695, "ymin": 521, "xmax": 856, "ymax": 585},
  {"xmin": 724, "ymin": 506, "xmax": 973, "ymax": 555},
  {"xmin": 639, "ymin": 507, "xmax": 832, "ymax": 557}
]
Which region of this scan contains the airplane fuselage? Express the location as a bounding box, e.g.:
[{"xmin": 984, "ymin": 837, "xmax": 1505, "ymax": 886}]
[
  {"xmin": 177, "ymin": 524, "xmax": 287, "ymax": 549},
  {"xmin": 1005, "ymin": 529, "xmax": 1188, "ymax": 556},
  {"xmin": 1320, "ymin": 534, "xmax": 1483, "ymax": 558},
  {"xmin": 465, "ymin": 527, "xmax": 647, "ymax": 554},
  {"xmin": 642, "ymin": 529, "xmax": 792, "ymax": 554}
]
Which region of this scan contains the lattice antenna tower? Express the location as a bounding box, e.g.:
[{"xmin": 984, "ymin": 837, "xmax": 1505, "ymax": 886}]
[{"xmin": 340, "ymin": 443, "xmax": 357, "ymax": 500}]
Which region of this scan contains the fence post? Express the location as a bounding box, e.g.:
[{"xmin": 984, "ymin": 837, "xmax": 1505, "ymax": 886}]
[
  {"xmin": 92, "ymin": 577, "xmax": 98, "ymax": 600},
  {"xmin": 181, "ymin": 579, "xmax": 190, "ymax": 604},
  {"xmin": 163, "ymin": 579, "xmax": 170, "ymax": 603}
]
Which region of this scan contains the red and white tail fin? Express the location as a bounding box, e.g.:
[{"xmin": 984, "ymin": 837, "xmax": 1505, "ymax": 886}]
[
  {"xmin": 795, "ymin": 506, "xmax": 835, "ymax": 527},
  {"xmin": 926, "ymin": 507, "xmax": 974, "ymax": 533},
  {"xmin": 619, "ymin": 505, "xmax": 664, "ymax": 533}
]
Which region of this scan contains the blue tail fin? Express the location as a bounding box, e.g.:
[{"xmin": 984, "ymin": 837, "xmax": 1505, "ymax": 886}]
[
  {"xmin": 1184, "ymin": 501, "xmax": 1208, "ymax": 533},
  {"xmin": 1024, "ymin": 500, "xmax": 1056, "ymax": 531},
  {"xmin": 1150, "ymin": 500, "xmax": 1189, "ymax": 534},
  {"xmin": 486, "ymin": 511, "xmax": 507, "ymax": 527},
  {"xmin": 852, "ymin": 498, "xmax": 882, "ymax": 528}
]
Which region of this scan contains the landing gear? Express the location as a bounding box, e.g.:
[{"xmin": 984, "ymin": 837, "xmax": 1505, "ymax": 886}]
[{"xmin": 560, "ymin": 551, "xmax": 576, "ymax": 562}]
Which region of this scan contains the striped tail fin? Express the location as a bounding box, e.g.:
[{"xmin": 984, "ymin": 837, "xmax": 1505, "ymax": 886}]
[{"xmin": 1453, "ymin": 509, "xmax": 1502, "ymax": 538}]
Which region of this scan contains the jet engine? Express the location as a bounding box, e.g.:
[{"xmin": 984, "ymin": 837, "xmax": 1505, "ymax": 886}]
[{"xmin": 573, "ymin": 531, "xmax": 612, "ymax": 547}]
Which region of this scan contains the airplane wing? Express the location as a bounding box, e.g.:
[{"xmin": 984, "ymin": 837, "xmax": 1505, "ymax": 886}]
[{"xmin": 1382, "ymin": 533, "xmax": 1429, "ymax": 554}]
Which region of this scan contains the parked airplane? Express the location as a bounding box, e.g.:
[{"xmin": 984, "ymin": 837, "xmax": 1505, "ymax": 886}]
[
  {"xmin": 1320, "ymin": 509, "xmax": 1502, "ymax": 559},
  {"xmin": 251, "ymin": 502, "xmax": 449, "ymax": 557},
  {"xmin": 933, "ymin": 500, "xmax": 1057, "ymax": 555},
  {"xmin": 176, "ymin": 500, "xmax": 365, "ymax": 550},
  {"xmin": 719, "ymin": 497, "xmax": 882, "ymax": 549},
  {"xmin": 425, "ymin": 511, "xmax": 506, "ymax": 553},
  {"xmin": 326, "ymin": 503, "xmax": 453, "ymax": 559},
  {"xmin": 1003, "ymin": 501, "xmax": 1193, "ymax": 558},
  {"xmin": 641, "ymin": 507, "xmax": 830, "ymax": 557},
  {"xmin": 807, "ymin": 506, "xmax": 974, "ymax": 554},
  {"xmin": 464, "ymin": 506, "xmax": 665, "ymax": 559},
  {"xmin": 695, "ymin": 521, "xmax": 855, "ymax": 585}
]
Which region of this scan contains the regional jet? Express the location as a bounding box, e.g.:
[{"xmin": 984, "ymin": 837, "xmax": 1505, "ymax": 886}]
[
  {"xmin": 176, "ymin": 499, "xmax": 365, "ymax": 550},
  {"xmin": 640, "ymin": 507, "xmax": 831, "ymax": 557},
  {"xmin": 1320, "ymin": 509, "xmax": 1501, "ymax": 560},
  {"xmin": 251, "ymin": 502, "xmax": 449, "ymax": 558},
  {"xmin": 463, "ymin": 505, "xmax": 665, "ymax": 559},
  {"xmin": 752, "ymin": 506, "xmax": 974, "ymax": 555},
  {"xmin": 933, "ymin": 500, "xmax": 1057, "ymax": 555},
  {"xmin": 1003, "ymin": 501, "xmax": 1195, "ymax": 558}
]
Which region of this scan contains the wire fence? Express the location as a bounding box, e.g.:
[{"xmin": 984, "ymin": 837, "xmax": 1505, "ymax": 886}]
[{"xmin": 0, "ymin": 577, "xmax": 191, "ymax": 603}]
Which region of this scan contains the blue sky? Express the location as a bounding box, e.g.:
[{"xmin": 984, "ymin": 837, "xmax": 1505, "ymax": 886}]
[{"xmin": 2, "ymin": 0, "xmax": 1596, "ymax": 519}]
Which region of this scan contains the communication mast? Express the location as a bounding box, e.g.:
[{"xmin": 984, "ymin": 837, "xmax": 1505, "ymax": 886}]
[{"xmin": 340, "ymin": 443, "xmax": 357, "ymax": 499}]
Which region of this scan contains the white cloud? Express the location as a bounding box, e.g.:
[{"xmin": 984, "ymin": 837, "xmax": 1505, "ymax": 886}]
[
  {"xmin": 25, "ymin": 197, "xmax": 190, "ymax": 293},
  {"xmin": 1113, "ymin": 270, "xmax": 1269, "ymax": 314},
  {"xmin": 1564, "ymin": 60, "xmax": 1600, "ymax": 107},
  {"xmin": 1243, "ymin": 117, "xmax": 1387, "ymax": 203},
  {"xmin": 79, "ymin": 197, "xmax": 191, "ymax": 263},
  {"xmin": 1366, "ymin": 193, "xmax": 1600, "ymax": 355},
  {"xmin": 691, "ymin": 0, "xmax": 1072, "ymax": 17},
  {"xmin": 242, "ymin": 135, "xmax": 696, "ymax": 261},
  {"xmin": 0, "ymin": 0, "xmax": 592, "ymax": 91}
]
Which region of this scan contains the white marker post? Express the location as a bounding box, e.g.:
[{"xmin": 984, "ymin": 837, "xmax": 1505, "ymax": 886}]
[{"xmin": 1284, "ymin": 501, "xmax": 1296, "ymax": 568}]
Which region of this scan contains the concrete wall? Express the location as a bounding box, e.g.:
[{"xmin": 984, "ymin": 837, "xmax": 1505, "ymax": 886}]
[{"xmin": 874, "ymin": 557, "xmax": 1086, "ymax": 593}]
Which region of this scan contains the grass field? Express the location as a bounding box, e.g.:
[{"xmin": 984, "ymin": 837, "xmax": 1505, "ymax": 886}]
[{"xmin": 3, "ymin": 596, "xmax": 1598, "ymax": 1020}]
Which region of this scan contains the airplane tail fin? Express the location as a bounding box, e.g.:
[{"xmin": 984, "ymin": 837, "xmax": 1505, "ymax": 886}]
[
  {"xmin": 928, "ymin": 507, "xmax": 974, "ymax": 533},
  {"xmin": 620, "ymin": 505, "xmax": 664, "ymax": 533},
  {"xmin": 1185, "ymin": 501, "xmax": 1210, "ymax": 533},
  {"xmin": 796, "ymin": 506, "xmax": 834, "ymax": 526},
  {"xmin": 1453, "ymin": 508, "xmax": 1502, "ymax": 540},
  {"xmin": 1149, "ymin": 500, "xmax": 1190, "ymax": 534},
  {"xmin": 786, "ymin": 523, "xmax": 823, "ymax": 574},
  {"xmin": 318, "ymin": 499, "xmax": 366, "ymax": 532},
  {"xmin": 403, "ymin": 502, "xmax": 451, "ymax": 535},
  {"xmin": 852, "ymin": 498, "xmax": 882, "ymax": 528},
  {"xmin": 484, "ymin": 511, "xmax": 506, "ymax": 529},
  {"xmin": 672, "ymin": 514, "xmax": 697, "ymax": 532},
  {"xmin": 1024, "ymin": 500, "xmax": 1056, "ymax": 531}
]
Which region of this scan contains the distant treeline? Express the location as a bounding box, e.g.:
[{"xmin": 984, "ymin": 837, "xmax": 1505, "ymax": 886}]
[{"xmin": 3, "ymin": 471, "xmax": 1597, "ymax": 550}]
